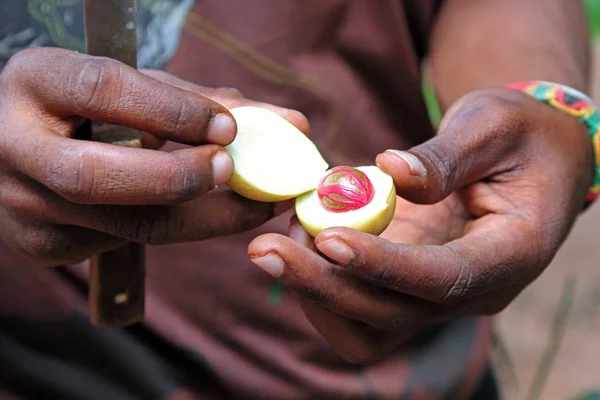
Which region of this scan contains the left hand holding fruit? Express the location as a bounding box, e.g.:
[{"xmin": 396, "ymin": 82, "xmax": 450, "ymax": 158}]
[{"xmin": 248, "ymin": 87, "xmax": 595, "ymax": 364}]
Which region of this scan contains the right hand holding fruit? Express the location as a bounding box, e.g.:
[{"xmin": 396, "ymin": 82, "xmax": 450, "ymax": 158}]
[{"xmin": 0, "ymin": 48, "xmax": 307, "ymax": 266}]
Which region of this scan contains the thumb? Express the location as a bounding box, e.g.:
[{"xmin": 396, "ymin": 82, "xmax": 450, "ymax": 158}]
[{"xmin": 375, "ymin": 90, "xmax": 525, "ymax": 204}]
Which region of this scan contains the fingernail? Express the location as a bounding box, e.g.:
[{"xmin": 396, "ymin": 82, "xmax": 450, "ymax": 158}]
[
  {"xmin": 251, "ymin": 252, "xmax": 285, "ymax": 277},
  {"xmin": 207, "ymin": 113, "xmax": 236, "ymax": 145},
  {"xmin": 212, "ymin": 151, "xmax": 234, "ymax": 185},
  {"xmin": 385, "ymin": 150, "xmax": 427, "ymax": 177},
  {"xmin": 316, "ymin": 238, "xmax": 355, "ymax": 265}
]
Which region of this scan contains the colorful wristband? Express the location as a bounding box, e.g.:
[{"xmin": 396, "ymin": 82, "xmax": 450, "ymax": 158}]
[{"xmin": 507, "ymin": 81, "xmax": 600, "ymax": 209}]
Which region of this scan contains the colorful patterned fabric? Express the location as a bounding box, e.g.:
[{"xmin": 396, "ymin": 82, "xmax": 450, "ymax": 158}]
[
  {"xmin": 508, "ymin": 81, "xmax": 600, "ymax": 209},
  {"xmin": 0, "ymin": 0, "xmax": 194, "ymax": 69}
]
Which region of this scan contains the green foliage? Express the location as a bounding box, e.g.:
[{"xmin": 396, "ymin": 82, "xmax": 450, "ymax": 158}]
[
  {"xmin": 585, "ymin": 0, "xmax": 600, "ymax": 38},
  {"xmin": 574, "ymin": 391, "xmax": 600, "ymax": 400},
  {"xmin": 422, "ymin": 78, "xmax": 442, "ymax": 128}
]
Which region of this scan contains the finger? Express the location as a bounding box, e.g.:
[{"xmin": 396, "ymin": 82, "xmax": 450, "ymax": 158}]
[
  {"xmin": 3, "ymin": 48, "xmax": 235, "ymax": 146},
  {"xmin": 375, "ymin": 89, "xmax": 531, "ymax": 204},
  {"xmin": 141, "ymin": 69, "xmax": 311, "ymax": 137},
  {"xmin": 288, "ymin": 216, "xmax": 429, "ymax": 361},
  {"xmin": 0, "ymin": 208, "xmax": 124, "ymax": 267},
  {"xmin": 248, "ymin": 233, "xmax": 437, "ymax": 329},
  {"xmin": 3, "ymin": 127, "xmax": 234, "ymax": 204},
  {"xmin": 287, "ymin": 214, "xmax": 317, "ymax": 251},
  {"xmin": 314, "ymin": 216, "xmax": 539, "ymax": 305},
  {"xmin": 85, "ymin": 190, "xmax": 290, "ymax": 243},
  {"xmin": 297, "ymin": 300, "xmax": 413, "ymax": 365},
  {"xmin": 3, "ymin": 179, "xmax": 288, "ymax": 243}
]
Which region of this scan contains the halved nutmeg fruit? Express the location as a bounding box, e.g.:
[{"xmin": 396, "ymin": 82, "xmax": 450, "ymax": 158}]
[{"xmin": 225, "ymin": 106, "xmax": 396, "ymax": 236}]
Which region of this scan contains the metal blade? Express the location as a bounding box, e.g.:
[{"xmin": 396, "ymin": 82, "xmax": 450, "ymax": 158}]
[
  {"xmin": 85, "ymin": 0, "xmax": 137, "ymax": 68},
  {"xmin": 84, "ymin": 0, "xmax": 146, "ymax": 329}
]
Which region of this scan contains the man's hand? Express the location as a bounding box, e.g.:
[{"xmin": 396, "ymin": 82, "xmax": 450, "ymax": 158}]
[
  {"xmin": 0, "ymin": 47, "xmax": 307, "ymax": 266},
  {"xmin": 248, "ymin": 88, "xmax": 594, "ymax": 364}
]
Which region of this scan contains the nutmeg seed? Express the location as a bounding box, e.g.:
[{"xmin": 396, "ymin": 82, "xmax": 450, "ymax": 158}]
[
  {"xmin": 296, "ymin": 166, "xmax": 396, "ymax": 237},
  {"xmin": 317, "ymin": 167, "xmax": 375, "ymax": 212}
]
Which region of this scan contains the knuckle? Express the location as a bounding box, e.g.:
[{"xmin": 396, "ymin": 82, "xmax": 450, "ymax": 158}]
[
  {"xmin": 420, "ymin": 143, "xmax": 457, "ymax": 200},
  {"xmin": 466, "ymin": 91, "xmax": 527, "ymax": 139},
  {"xmin": 2, "ymin": 194, "xmax": 42, "ymax": 221},
  {"xmin": 439, "ymin": 254, "xmax": 474, "ymax": 304},
  {"xmin": 150, "ymin": 95, "xmax": 207, "ymax": 141},
  {"xmin": 47, "ymin": 147, "xmax": 95, "ymax": 204},
  {"xmin": 484, "ymin": 96, "xmax": 523, "ymax": 132},
  {"xmin": 157, "ymin": 156, "xmax": 198, "ymax": 203},
  {"xmin": 0, "ymin": 49, "xmax": 44, "ymax": 98},
  {"xmin": 0, "ymin": 182, "xmax": 31, "ymax": 217},
  {"xmin": 19, "ymin": 225, "xmax": 70, "ymax": 261},
  {"xmin": 172, "ymin": 100, "xmax": 192, "ymax": 139},
  {"xmin": 64, "ymin": 57, "xmax": 124, "ymax": 115},
  {"xmin": 1, "ymin": 48, "xmax": 37, "ymax": 79},
  {"xmin": 0, "ymin": 178, "xmax": 61, "ymax": 224},
  {"xmin": 126, "ymin": 206, "xmax": 173, "ymax": 245},
  {"xmin": 154, "ymin": 153, "xmax": 212, "ymax": 203},
  {"xmin": 130, "ymin": 208, "xmax": 158, "ymax": 244}
]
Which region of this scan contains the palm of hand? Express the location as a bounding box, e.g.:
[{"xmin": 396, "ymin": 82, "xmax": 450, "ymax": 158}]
[{"xmin": 380, "ymin": 193, "xmax": 468, "ymax": 247}]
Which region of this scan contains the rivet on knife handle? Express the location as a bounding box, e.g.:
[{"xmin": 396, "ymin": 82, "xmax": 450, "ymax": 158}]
[{"xmin": 84, "ymin": 0, "xmax": 146, "ymax": 328}]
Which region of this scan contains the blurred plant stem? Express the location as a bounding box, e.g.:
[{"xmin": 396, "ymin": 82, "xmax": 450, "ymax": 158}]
[
  {"xmin": 491, "ymin": 330, "xmax": 520, "ymax": 391},
  {"xmin": 525, "ymin": 276, "xmax": 577, "ymax": 400}
]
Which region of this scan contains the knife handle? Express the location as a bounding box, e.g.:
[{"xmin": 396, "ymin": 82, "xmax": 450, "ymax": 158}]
[
  {"xmin": 86, "ymin": 121, "xmax": 146, "ymax": 329},
  {"xmin": 89, "ymin": 243, "xmax": 145, "ymax": 328},
  {"xmin": 82, "ymin": 0, "xmax": 144, "ymax": 329}
]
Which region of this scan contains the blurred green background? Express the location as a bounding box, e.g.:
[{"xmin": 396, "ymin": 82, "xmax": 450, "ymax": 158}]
[
  {"xmin": 586, "ymin": 0, "xmax": 600, "ymax": 37},
  {"xmin": 422, "ymin": 0, "xmax": 600, "ymax": 128}
]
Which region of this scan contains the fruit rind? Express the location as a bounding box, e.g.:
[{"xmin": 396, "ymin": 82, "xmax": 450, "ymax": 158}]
[{"xmin": 224, "ymin": 106, "xmax": 329, "ymax": 202}]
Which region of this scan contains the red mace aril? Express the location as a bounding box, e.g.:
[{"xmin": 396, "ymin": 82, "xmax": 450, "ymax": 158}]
[{"xmin": 317, "ymin": 166, "xmax": 376, "ymax": 212}]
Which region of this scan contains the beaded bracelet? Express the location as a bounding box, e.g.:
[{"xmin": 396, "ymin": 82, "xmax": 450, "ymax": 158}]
[{"xmin": 507, "ymin": 81, "xmax": 600, "ymax": 209}]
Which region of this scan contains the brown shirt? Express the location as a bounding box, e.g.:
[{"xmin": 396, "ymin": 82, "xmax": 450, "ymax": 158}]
[{"xmin": 0, "ymin": 1, "xmax": 492, "ymax": 399}]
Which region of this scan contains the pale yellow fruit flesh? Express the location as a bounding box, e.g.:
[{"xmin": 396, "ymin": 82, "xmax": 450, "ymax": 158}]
[
  {"xmin": 225, "ymin": 106, "xmax": 329, "ymax": 202},
  {"xmin": 295, "ymin": 166, "xmax": 396, "ymax": 237}
]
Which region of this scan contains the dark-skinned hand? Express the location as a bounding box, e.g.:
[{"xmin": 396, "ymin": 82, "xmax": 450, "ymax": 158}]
[
  {"xmin": 0, "ymin": 47, "xmax": 307, "ymax": 266},
  {"xmin": 248, "ymin": 88, "xmax": 594, "ymax": 364}
]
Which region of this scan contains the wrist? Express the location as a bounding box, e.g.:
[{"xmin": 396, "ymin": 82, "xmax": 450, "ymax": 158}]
[{"xmin": 507, "ymin": 81, "xmax": 600, "ymax": 209}]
